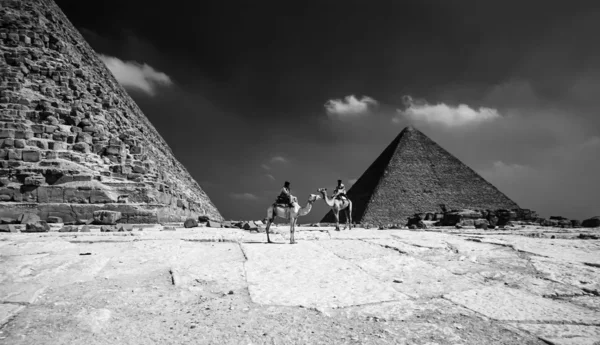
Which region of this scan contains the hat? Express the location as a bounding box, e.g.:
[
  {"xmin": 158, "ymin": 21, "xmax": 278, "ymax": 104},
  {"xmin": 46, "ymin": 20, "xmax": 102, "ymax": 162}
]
[
  {"xmin": 284, "ymin": 181, "xmax": 290, "ymax": 186},
  {"xmin": 337, "ymin": 179, "xmax": 342, "ymax": 184}
]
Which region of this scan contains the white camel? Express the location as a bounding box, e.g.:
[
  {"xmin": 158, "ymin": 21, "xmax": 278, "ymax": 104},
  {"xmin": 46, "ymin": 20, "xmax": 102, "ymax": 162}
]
[
  {"xmin": 265, "ymin": 194, "xmax": 321, "ymax": 244},
  {"xmin": 317, "ymin": 188, "xmax": 353, "ymax": 231}
]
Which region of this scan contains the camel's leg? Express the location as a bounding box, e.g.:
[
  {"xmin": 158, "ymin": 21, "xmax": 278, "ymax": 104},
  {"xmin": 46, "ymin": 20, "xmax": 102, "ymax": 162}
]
[
  {"xmin": 290, "ymin": 218, "xmax": 296, "ymax": 244},
  {"xmin": 334, "ymin": 209, "xmax": 340, "ymax": 231},
  {"xmin": 265, "ymin": 219, "xmax": 272, "ymax": 243},
  {"xmin": 348, "ymin": 203, "xmax": 353, "ymax": 230},
  {"xmin": 265, "ymin": 208, "xmax": 275, "ymax": 243}
]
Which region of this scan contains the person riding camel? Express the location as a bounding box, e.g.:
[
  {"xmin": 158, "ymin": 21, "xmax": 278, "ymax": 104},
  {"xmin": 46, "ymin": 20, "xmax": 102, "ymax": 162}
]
[
  {"xmin": 276, "ymin": 181, "xmax": 294, "ymax": 207},
  {"xmin": 332, "ymin": 179, "xmax": 347, "ymax": 201}
]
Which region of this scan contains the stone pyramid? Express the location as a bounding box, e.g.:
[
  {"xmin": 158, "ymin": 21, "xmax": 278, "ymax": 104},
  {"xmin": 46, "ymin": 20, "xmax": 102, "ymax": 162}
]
[
  {"xmin": 0, "ymin": 0, "xmax": 223, "ymax": 223},
  {"xmin": 322, "ymin": 126, "xmax": 519, "ymax": 226}
]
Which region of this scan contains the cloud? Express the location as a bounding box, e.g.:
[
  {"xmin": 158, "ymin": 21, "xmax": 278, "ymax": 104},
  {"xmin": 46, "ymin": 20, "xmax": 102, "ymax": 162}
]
[
  {"xmin": 98, "ymin": 54, "xmax": 173, "ymax": 96},
  {"xmin": 325, "ymin": 95, "xmax": 378, "ymax": 118},
  {"xmin": 229, "ymin": 193, "xmax": 259, "ymax": 201},
  {"xmin": 261, "ymin": 164, "xmax": 271, "ymax": 170},
  {"xmin": 271, "ymin": 156, "xmax": 288, "ymax": 163},
  {"xmin": 396, "ymin": 95, "xmax": 501, "ymax": 127},
  {"xmin": 265, "ymin": 174, "xmax": 275, "ymax": 180}
]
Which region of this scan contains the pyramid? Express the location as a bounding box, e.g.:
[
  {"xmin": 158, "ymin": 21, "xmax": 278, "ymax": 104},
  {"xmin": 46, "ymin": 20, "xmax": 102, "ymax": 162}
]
[
  {"xmin": 0, "ymin": 0, "xmax": 223, "ymax": 223},
  {"xmin": 322, "ymin": 126, "xmax": 519, "ymax": 225}
]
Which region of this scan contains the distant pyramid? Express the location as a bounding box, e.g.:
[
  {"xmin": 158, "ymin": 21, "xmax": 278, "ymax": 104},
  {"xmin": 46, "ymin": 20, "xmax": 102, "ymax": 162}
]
[
  {"xmin": 0, "ymin": 0, "xmax": 223, "ymax": 223},
  {"xmin": 321, "ymin": 126, "xmax": 519, "ymax": 225}
]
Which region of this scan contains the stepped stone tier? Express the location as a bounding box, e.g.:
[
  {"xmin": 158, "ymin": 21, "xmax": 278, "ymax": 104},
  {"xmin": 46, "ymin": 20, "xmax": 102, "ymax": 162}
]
[
  {"xmin": 0, "ymin": 0, "xmax": 223, "ymax": 223},
  {"xmin": 322, "ymin": 126, "xmax": 520, "ymax": 226}
]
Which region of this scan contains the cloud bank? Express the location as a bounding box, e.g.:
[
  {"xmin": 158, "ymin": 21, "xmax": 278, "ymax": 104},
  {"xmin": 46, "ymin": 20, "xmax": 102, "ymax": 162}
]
[
  {"xmin": 271, "ymin": 156, "xmax": 288, "ymax": 163},
  {"xmin": 396, "ymin": 95, "xmax": 501, "ymax": 127},
  {"xmin": 99, "ymin": 54, "xmax": 173, "ymax": 96},
  {"xmin": 325, "ymin": 95, "xmax": 378, "ymax": 118}
]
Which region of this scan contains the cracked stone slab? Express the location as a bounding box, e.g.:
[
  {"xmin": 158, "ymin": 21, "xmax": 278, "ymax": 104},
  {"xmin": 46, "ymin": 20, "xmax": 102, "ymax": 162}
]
[
  {"xmin": 355, "ymin": 255, "xmax": 484, "ymax": 298},
  {"xmin": 480, "ymin": 236, "xmax": 600, "ymax": 266},
  {"xmin": 472, "ymin": 271, "xmax": 585, "ymax": 297},
  {"xmin": 315, "ymin": 240, "xmax": 398, "ymax": 260},
  {"xmin": 170, "ymin": 243, "xmax": 246, "ymax": 291},
  {"xmin": 366, "ymin": 238, "xmax": 432, "ymax": 255},
  {"xmin": 279, "ymin": 230, "xmax": 331, "ymax": 241},
  {"xmin": 0, "ymin": 283, "xmax": 46, "ymax": 304},
  {"xmin": 322, "ymin": 298, "xmax": 475, "ymax": 322},
  {"xmin": 0, "ymin": 303, "xmax": 25, "ymax": 327},
  {"xmin": 562, "ymin": 296, "xmax": 600, "ymax": 311},
  {"xmin": 531, "ymin": 256, "xmax": 600, "ymax": 295},
  {"xmin": 327, "ymin": 229, "xmax": 392, "ymax": 240},
  {"xmin": 389, "ymin": 231, "xmax": 454, "ymax": 249},
  {"xmin": 242, "ymin": 242, "xmax": 407, "ymax": 308},
  {"xmin": 0, "ymin": 239, "xmax": 79, "ymax": 256},
  {"xmin": 511, "ymin": 323, "xmax": 600, "ymax": 345},
  {"xmin": 444, "ymin": 286, "xmax": 600, "ymax": 324}
]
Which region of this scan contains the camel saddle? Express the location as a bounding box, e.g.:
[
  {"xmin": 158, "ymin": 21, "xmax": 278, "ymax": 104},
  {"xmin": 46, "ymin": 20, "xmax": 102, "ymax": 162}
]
[{"xmin": 335, "ymin": 194, "xmax": 348, "ymax": 201}]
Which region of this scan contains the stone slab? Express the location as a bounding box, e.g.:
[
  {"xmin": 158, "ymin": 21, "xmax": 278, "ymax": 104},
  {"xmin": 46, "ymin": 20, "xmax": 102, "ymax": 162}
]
[
  {"xmin": 444, "ymin": 286, "xmax": 600, "ymax": 324},
  {"xmin": 531, "ymin": 256, "xmax": 600, "ymax": 294},
  {"xmin": 170, "ymin": 242, "xmax": 246, "ymax": 291},
  {"xmin": 327, "ymin": 229, "xmax": 392, "ymax": 240},
  {"xmin": 0, "ymin": 303, "xmax": 25, "ymax": 327},
  {"xmin": 562, "ymin": 295, "xmax": 600, "ymax": 311},
  {"xmin": 480, "ymin": 236, "xmax": 600, "ymax": 266},
  {"xmin": 365, "ymin": 238, "xmax": 432, "ymax": 255},
  {"xmin": 355, "ymin": 255, "xmax": 484, "ymax": 298},
  {"xmin": 511, "ymin": 323, "xmax": 600, "ymax": 345},
  {"xmin": 242, "ymin": 242, "xmax": 407, "ymax": 308},
  {"xmin": 315, "ymin": 239, "xmax": 397, "ymax": 260},
  {"xmin": 323, "ymin": 298, "xmax": 473, "ymax": 322},
  {"xmin": 472, "ymin": 270, "xmax": 585, "ymax": 297}
]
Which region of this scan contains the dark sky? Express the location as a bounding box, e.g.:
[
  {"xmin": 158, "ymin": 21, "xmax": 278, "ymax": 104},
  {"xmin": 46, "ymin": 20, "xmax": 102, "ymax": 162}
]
[{"xmin": 55, "ymin": 0, "xmax": 600, "ymax": 222}]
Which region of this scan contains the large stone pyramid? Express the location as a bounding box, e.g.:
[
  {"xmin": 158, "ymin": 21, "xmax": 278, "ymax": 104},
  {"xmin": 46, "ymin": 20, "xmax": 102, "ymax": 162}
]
[
  {"xmin": 0, "ymin": 0, "xmax": 223, "ymax": 223},
  {"xmin": 322, "ymin": 126, "xmax": 519, "ymax": 225}
]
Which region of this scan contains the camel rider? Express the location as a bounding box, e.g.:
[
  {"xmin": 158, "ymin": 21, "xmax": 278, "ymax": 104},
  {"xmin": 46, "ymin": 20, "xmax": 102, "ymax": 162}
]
[
  {"xmin": 276, "ymin": 181, "xmax": 294, "ymax": 206},
  {"xmin": 332, "ymin": 180, "xmax": 347, "ymax": 201}
]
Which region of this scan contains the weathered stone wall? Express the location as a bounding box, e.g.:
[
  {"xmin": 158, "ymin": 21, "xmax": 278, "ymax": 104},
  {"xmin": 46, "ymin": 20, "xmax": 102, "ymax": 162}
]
[
  {"xmin": 0, "ymin": 0, "xmax": 223, "ymax": 223},
  {"xmin": 322, "ymin": 126, "xmax": 520, "ymax": 226}
]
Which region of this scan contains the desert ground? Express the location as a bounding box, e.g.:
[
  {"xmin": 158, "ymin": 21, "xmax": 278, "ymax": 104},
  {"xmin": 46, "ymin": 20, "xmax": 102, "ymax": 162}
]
[{"xmin": 1, "ymin": 224, "xmax": 599, "ymax": 345}]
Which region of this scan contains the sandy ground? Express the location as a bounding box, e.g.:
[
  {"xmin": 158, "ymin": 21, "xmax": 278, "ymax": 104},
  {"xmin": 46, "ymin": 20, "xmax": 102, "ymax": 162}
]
[{"xmin": 1, "ymin": 224, "xmax": 599, "ymax": 345}]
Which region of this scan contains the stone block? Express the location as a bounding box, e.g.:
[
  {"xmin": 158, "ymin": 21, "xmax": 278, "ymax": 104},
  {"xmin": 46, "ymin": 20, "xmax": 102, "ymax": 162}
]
[
  {"xmin": 0, "ymin": 129, "xmax": 15, "ymax": 138},
  {"xmin": 22, "ymin": 150, "xmax": 41, "ymax": 162},
  {"xmin": 90, "ymin": 189, "xmax": 116, "ymax": 203},
  {"xmin": 184, "ymin": 218, "xmax": 198, "ymax": 228},
  {"xmin": 0, "ymin": 224, "xmax": 20, "ymax": 233},
  {"xmin": 24, "ymin": 175, "xmax": 45, "ymax": 186},
  {"xmin": 18, "ymin": 213, "xmax": 41, "ymax": 224},
  {"xmin": 93, "ymin": 210, "xmax": 122, "ymax": 225},
  {"xmin": 7, "ymin": 149, "xmax": 22, "ymax": 160},
  {"xmin": 2, "ymin": 138, "xmax": 14, "ymax": 148},
  {"xmin": 58, "ymin": 225, "xmax": 77, "ymax": 232},
  {"xmin": 19, "ymin": 185, "xmax": 38, "ymax": 202},
  {"xmin": 104, "ymin": 146, "xmax": 122, "ymax": 155},
  {"xmin": 49, "ymin": 141, "xmax": 67, "ymax": 150},
  {"xmin": 64, "ymin": 188, "xmax": 90, "ymax": 203},
  {"xmin": 207, "ymin": 220, "xmax": 222, "ymax": 228},
  {"xmin": 47, "ymin": 216, "xmax": 63, "ymax": 223},
  {"xmin": 14, "ymin": 131, "xmax": 33, "ymax": 140},
  {"xmin": 72, "ymin": 142, "xmax": 89, "ymax": 153},
  {"xmin": 76, "ymin": 132, "xmax": 93, "ymax": 144},
  {"xmin": 14, "ymin": 139, "xmax": 25, "ymax": 148}
]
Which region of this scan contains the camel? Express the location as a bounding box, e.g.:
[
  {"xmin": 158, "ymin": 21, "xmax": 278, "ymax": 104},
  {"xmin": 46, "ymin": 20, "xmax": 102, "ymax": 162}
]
[
  {"xmin": 317, "ymin": 188, "xmax": 353, "ymax": 231},
  {"xmin": 265, "ymin": 194, "xmax": 321, "ymax": 244}
]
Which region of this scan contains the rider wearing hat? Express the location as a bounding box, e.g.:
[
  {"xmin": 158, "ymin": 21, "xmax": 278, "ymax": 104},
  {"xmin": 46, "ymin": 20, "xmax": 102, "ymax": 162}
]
[
  {"xmin": 332, "ymin": 179, "xmax": 347, "ymax": 200},
  {"xmin": 276, "ymin": 181, "xmax": 294, "ymax": 206}
]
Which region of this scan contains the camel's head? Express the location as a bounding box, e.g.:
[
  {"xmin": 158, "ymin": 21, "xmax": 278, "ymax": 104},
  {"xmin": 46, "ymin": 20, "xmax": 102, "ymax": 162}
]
[
  {"xmin": 308, "ymin": 194, "xmax": 321, "ymax": 203},
  {"xmin": 317, "ymin": 188, "xmax": 326, "ymax": 193}
]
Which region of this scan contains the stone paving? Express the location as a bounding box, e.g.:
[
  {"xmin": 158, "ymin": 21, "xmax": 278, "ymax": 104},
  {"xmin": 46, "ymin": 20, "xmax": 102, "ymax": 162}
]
[{"xmin": 1, "ymin": 224, "xmax": 599, "ymax": 344}]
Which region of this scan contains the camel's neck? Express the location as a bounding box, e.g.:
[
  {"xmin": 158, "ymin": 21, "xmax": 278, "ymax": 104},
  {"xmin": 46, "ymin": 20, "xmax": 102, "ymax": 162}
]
[
  {"xmin": 298, "ymin": 201, "xmax": 313, "ymax": 217},
  {"xmin": 320, "ymin": 191, "xmax": 334, "ymax": 207}
]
